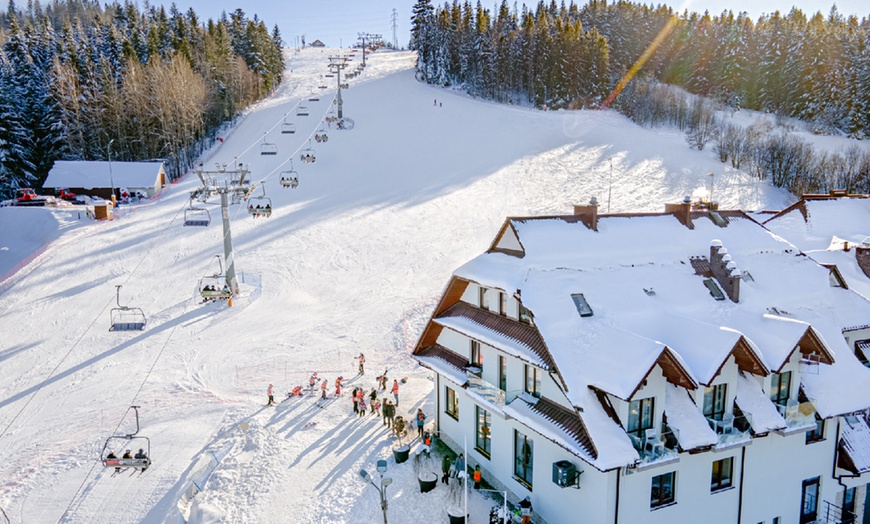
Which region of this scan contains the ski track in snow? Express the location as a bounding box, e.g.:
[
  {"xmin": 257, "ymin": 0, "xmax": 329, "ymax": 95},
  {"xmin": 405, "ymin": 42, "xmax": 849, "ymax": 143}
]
[{"xmin": 0, "ymin": 46, "xmax": 832, "ymax": 523}]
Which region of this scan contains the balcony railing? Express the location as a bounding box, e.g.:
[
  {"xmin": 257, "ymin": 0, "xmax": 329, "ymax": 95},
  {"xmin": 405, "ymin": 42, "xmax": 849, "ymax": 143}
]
[
  {"xmin": 775, "ymin": 399, "xmax": 817, "ymax": 430},
  {"xmin": 706, "ymin": 412, "xmax": 753, "ymax": 446},
  {"xmin": 820, "ymin": 500, "xmax": 858, "ymax": 524},
  {"xmin": 630, "ymin": 426, "xmax": 680, "ymax": 464},
  {"xmin": 466, "ymin": 373, "xmax": 506, "ymax": 409}
]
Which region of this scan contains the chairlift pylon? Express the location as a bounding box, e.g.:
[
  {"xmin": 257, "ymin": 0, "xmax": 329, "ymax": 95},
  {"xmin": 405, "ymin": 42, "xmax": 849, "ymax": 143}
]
[
  {"xmin": 199, "ymin": 255, "xmax": 233, "ymax": 302},
  {"xmin": 247, "ymin": 183, "xmax": 272, "ymax": 218},
  {"xmin": 100, "ymin": 406, "xmax": 152, "ymax": 474},
  {"xmin": 260, "ymin": 135, "xmax": 277, "ymax": 156},
  {"xmin": 280, "ymin": 161, "xmax": 299, "ymax": 189},
  {"xmin": 300, "ymin": 140, "xmax": 316, "ymax": 164},
  {"xmin": 109, "ymin": 285, "xmax": 146, "ymax": 331},
  {"xmin": 281, "ymin": 118, "xmax": 296, "ymax": 134}
]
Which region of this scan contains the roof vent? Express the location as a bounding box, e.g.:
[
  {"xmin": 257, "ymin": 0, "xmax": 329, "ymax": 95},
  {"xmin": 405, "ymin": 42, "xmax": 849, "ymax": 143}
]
[
  {"xmin": 570, "ymin": 293, "xmax": 594, "ymax": 317},
  {"xmin": 683, "ymin": 195, "xmax": 692, "ymax": 204}
]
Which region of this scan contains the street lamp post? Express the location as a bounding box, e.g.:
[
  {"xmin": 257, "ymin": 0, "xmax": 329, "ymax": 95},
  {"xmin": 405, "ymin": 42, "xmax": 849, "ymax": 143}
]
[
  {"xmin": 359, "ymin": 468, "xmax": 392, "ymax": 524},
  {"xmin": 107, "ymin": 139, "xmax": 116, "ymax": 207}
]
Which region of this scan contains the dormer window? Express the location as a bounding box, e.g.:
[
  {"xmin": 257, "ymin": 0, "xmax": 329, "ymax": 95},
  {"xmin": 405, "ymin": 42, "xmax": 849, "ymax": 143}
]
[
  {"xmin": 769, "ymin": 371, "xmax": 792, "ymax": 408},
  {"xmin": 628, "ymin": 397, "xmax": 655, "ymax": 440},
  {"xmin": 499, "ymin": 292, "xmax": 507, "ymax": 316},
  {"xmin": 703, "ymin": 384, "xmax": 727, "ymax": 421},
  {"xmin": 479, "ymin": 287, "xmax": 489, "ymax": 309},
  {"xmin": 519, "ymin": 305, "xmax": 532, "ymax": 325},
  {"xmin": 471, "ymin": 340, "xmax": 483, "ymax": 367}
]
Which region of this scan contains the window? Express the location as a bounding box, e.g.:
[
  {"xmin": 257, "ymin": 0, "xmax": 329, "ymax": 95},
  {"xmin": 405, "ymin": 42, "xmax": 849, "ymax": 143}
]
[
  {"xmin": 770, "ymin": 371, "xmax": 792, "ymax": 407},
  {"xmin": 498, "ymin": 356, "xmax": 507, "ymax": 392},
  {"xmin": 445, "ymin": 386, "xmax": 459, "ymax": 420},
  {"xmin": 519, "ymin": 304, "xmax": 532, "ymax": 325},
  {"xmin": 499, "ymin": 292, "xmax": 507, "ymax": 316},
  {"xmin": 703, "ymin": 384, "xmax": 727, "ymax": 421},
  {"xmin": 628, "ymin": 397, "xmax": 655, "ymax": 439},
  {"xmin": 711, "ymin": 457, "xmax": 733, "ymax": 492},
  {"xmin": 479, "ymin": 287, "xmax": 489, "ymax": 309},
  {"xmin": 470, "ymin": 340, "xmax": 483, "ymax": 367},
  {"xmin": 843, "ymin": 487, "xmax": 856, "ymax": 524},
  {"xmin": 801, "ymin": 477, "xmax": 820, "ymax": 524},
  {"xmin": 524, "ymin": 365, "xmax": 541, "ymax": 398},
  {"xmin": 650, "ymin": 472, "xmax": 676, "ymax": 508},
  {"xmin": 475, "ymin": 406, "xmax": 491, "ymax": 457},
  {"xmin": 773, "ymin": 518, "xmax": 781, "ymax": 524},
  {"xmin": 514, "ymin": 430, "xmax": 534, "ymax": 487},
  {"xmin": 806, "ymin": 416, "xmax": 825, "ymax": 443}
]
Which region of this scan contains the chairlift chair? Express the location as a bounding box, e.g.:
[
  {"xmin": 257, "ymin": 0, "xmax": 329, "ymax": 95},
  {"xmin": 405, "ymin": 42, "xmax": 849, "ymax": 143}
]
[
  {"xmin": 300, "ymin": 140, "xmax": 316, "ymax": 164},
  {"xmin": 247, "ymin": 183, "xmax": 272, "ymax": 218},
  {"xmin": 318, "ymin": 84, "xmax": 328, "ymax": 89},
  {"xmin": 281, "ymin": 119, "xmax": 296, "ymax": 134},
  {"xmin": 109, "ymin": 285, "xmax": 146, "ymax": 331},
  {"xmin": 280, "ymin": 162, "xmax": 299, "ymax": 189},
  {"xmin": 183, "ymin": 202, "xmax": 210, "ymax": 226},
  {"xmin": 297, "ymin": 105, "xmax": 310, "ymax": 117},
  {"xmin": 260, "ymin": 137, "xmax": 278, "ymax": 156},
  {"xmin": 100, "ymin": 406, "xmax": 152, "ymax": 473},
  {"xmin": 199, "ymin": 255, "xmax": 233, "ymax": 302},
  {"xmin": 325, "ymin": 73, "xmax": 334, "ymax": 78},
  {"xmin": 314, "ymin": 126, "xmax": 329, "ymax": 143},
  {"xmin": 308, "ymin": 96, "xmax": 320, "ymax": 102}
]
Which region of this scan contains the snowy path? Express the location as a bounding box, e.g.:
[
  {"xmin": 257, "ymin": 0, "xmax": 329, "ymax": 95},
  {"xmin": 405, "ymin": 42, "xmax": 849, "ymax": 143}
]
[{"xmin": 0, "ymin": 48, "xmax": 794, "ymax": 523}]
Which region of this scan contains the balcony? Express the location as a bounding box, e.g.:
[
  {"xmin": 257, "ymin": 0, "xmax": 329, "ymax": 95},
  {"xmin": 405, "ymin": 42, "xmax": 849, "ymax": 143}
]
[
  {"xmin": 466, "ymin": 373, "xmax": 509, "ymax": 411},
  {"xmin": 630, "ymin": 426, "xmax": 680, "ymax": 467},
  {"xmin": 775, "ymin": 399, "xmax": 817, "ymax": 434},
  {"xmin": 706, "ymin": 412, "xmax": 753, "ymax": 448}
]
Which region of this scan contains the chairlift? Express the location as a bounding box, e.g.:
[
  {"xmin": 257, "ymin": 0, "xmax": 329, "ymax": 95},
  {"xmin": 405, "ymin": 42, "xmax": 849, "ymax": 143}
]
[
  {"xmin": 340, "ymin": 83, "xmax": 349, "ymax": 89},
  {"xmin": 300, "ymin": 140, "xmax": 316, "ymax": 164},
  {"xmin": 318, "ymin": 84, "xmax": 328, "ymax": 89},
  {"xmin": 308, "ymin": 95, "xmax": 320, "ymax": 102},
  {"xmin": 325, "ymin": 74, "xmax": 334, "ymax": 78},
  {"xmin": 183, "ymin": 201, "xmax": 210, "ymax": 227},
  {"xmin": 314, "ymin": 126, "xmax": 329, "ymax": 143},
  {"xmin": 260, "ymin": 136, "xmax": 278, "ymax": 156},
  {"xmin": 247, "ymin": 183, "xmax": 272, "ymax": 218},
  {"xmin": 100, "ymin": 406, "xmax": 152, "ymax": 474},
  {"xmin": 109, "ymin": 285, "xmax": 146, "ymax": 331},
  {"xmin": 199, "ymin": 255, "xmax": 233, "ymax": 302},
  {"xmin": 281, "ymin": 119, "xmax": 296, "ymax": 134},
  {"xmin": 280, "ymin": 162, "xmax": 299, "ymax": 189},
  {"xmin": 297, "ymin": 105, "xmax": 310, "ymax": 117}
]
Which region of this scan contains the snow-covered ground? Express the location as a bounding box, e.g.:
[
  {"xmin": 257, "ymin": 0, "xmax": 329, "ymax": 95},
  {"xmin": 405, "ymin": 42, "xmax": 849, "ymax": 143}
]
[{"xmin": 0, "ymin": 47, "xmax": 817, "ymax": 523}]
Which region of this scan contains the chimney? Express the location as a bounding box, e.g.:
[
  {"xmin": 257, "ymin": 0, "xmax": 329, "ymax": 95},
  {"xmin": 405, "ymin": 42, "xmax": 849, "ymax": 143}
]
[
  {"xmin": 709, "ymin": 239, "xmax": 740, "ymax": 302},
  {"xmin": 573, "ymin": 196, "xmax": 599, "ymax": 231},
  {"xmin": 664, "ymin": 196, "xmax": 693, "ymax": 229}
]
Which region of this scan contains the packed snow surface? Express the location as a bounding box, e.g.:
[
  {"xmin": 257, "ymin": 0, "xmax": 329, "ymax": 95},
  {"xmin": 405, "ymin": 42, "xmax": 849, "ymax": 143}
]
[{"xmin": 0, "ymin": 47, "xmax": 805, "ymax": 523}]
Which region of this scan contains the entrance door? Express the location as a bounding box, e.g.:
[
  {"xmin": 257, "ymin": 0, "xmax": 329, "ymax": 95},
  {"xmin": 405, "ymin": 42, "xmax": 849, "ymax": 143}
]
[{"xmin": 801, "ymin": 477, "xmax": 820, "ymax": 524}]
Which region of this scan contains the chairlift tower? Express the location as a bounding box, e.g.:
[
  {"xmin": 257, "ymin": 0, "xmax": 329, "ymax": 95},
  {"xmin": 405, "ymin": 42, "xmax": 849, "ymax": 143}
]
[
  {"xmin": 192, "ymin": 162, "xmax": 253, "ymax": 299},
  {"xmin": 357, "ymin": 33, "xmax": 382, "ymax": 69},
  {"xmin": 328, "ymin": 55, "xmax": 349, "ymax": 119}
]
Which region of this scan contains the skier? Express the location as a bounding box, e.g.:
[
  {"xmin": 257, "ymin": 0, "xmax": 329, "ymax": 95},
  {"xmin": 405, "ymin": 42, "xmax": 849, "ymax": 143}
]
[
  {"xmin": 267, "ymin": 384, "xmax": 275, "ymax": 406},
  {"xmin": 373, "ymin": 398, "xmax": 381, "ymax": 416},
  {"xmin": 377, "ymin": 370, "xmax": 388, "ymax": 390},
  {"xmin": 122, "ymin": 450, "xmax": 132, "ymax": 460},
  {"xmin": 309, "ymin": 372, "xmax": 318, "ymax": 393},
  {"xmin": 352, "ymin": 387, "xmax": 360, "ymax": 414},
  {"xmin": 321, "ymin": 379, "xmax": 327, "ymax": 399},
  {"xmin": 358, "ymin": 398, "xmax": 367, "ymax": 417},
  {"xmin": 335, "ymin": 376, "xmax": 343, "ymax": 397},
  {"xmin": 358, "ymin": 353, "xmax": 365, "ymax": 375},
  {"xmin": 392, "ymin": 379, "xmax": 400, "ymax": 406},
  {"xmin": 107, "ymin": 451, "xmax": 121, "ymax": 474},
  {"xmin": 416, "ymin": 408, "xmax": 426, "ymax": 439},
  {"xmin": 135, "ymin": 449, "xmax": 149, "ymax": 473}
]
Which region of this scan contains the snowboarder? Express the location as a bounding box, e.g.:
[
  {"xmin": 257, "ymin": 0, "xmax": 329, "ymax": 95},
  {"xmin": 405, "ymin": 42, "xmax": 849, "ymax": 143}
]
[
  {"xmin": 392, "ymin": 379, "xmax": 399, "ymax": 406},
  {"xmin": 441, "ymin": 454, "xmax": 451, "ymax": 484},
  {"xmin": 267, "ymin": 384, "xmax": 275, "ymax": 406},
  {"xmin": 519, "ymin": 496, "xmax": 532, "ymax": 524},
  {"xmin": 473, "ymin": 465, "xmax": 481, "ymax": 489},
  {"xmin": 416, "ymin": 408, "xmax": 426, "ymax": 439},
  {"xmin": 358, "ymin": 353, "xmax": 365, "ymax": 375}
]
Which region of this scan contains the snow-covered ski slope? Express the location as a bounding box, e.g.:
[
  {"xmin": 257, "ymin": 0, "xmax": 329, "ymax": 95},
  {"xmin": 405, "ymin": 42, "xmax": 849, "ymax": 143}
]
[{"xmin": 0, "ymin": 48, "xmax": 794, "ymax": 523}]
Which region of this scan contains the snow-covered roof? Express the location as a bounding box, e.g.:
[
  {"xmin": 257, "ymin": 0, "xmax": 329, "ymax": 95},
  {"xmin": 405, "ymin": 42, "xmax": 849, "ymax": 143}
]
[
  {"xmin": 44, "ymin": 161, "xmax": 164, "ymax": 189},
  {"xmin": 839, "ymin": 414, "xmax": 870, "ymax": 475},
  {"xmin": 451, "ymin": 209, "xmax": 870, "ymax": 468},
  {"xmin": 664, "ymin": 383, "xmax": 718, "ymax": 450}
]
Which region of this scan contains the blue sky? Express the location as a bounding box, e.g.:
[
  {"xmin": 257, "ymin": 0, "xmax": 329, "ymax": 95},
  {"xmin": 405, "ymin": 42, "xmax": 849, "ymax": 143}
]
[{"xmin": 166, "ymin": 0, "xmax": 870, "ymax": 48}]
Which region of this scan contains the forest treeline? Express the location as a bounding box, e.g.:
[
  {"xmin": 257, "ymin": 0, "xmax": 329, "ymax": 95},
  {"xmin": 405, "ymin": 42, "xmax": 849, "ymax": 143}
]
[
  {"xmin": 411, "ymin": 0, "xmax": 870, "ymax": 195},
  {"xmin": 0, "ymin": 0, "xmax": 284, "ymax": 198}
]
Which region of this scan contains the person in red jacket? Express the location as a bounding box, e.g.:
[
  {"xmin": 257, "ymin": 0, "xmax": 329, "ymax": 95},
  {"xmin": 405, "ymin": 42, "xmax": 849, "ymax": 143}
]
[
  {"xmin": 267, "ymin": 384, "xmax": 274, "ymax": 406},
  {"xmin": 392, "ymin": 379, "xmax": 399, "ymax": 406}
]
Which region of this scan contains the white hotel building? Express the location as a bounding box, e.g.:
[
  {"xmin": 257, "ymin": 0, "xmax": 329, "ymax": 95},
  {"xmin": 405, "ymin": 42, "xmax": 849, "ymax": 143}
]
[{"xmin": 412, "ymin": 198, "xmax": 870, "ymax": 524}]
